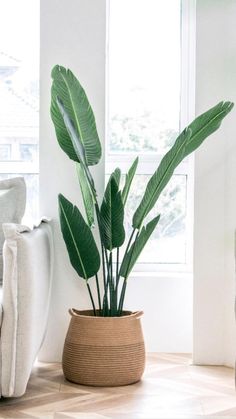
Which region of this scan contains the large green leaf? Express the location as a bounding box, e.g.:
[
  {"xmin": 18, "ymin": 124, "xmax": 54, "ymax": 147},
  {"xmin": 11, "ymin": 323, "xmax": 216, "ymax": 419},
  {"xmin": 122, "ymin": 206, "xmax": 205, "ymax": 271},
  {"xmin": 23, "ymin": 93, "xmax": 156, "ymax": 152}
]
[
  {"xmin": 59, "ymin": 194, "xmax": 100, "ymax": 280},
  {"xmin": 56, "ymin": 98, "xmax": 96, "ymax": 195},
  {"xmin": 51, "ymin": 65, "xmax": 101, "ymax": 166},
  {"xmin": 112, "ymin": 168, "xmax": 121, "ymax": 187},
  {"xmin": 133, "ymin": 101, "xmax": 234, "ymax": 229},
  {"xmin": 120, "ymin": 215, "xmax": 160, "ymax": 279},
  {"xmin": 184, "ymin": 101, "xmax": 234, "ymax": 156},
  {"xmin": 100, "ymin": 175, "xmax": 125, "ymax": 251},
  {"xmin": 133, "ymin": 128, "xmax": 192, "ymax": 229},
  {"xmin": 122, "ymin": 157, "xmax": 138, "ymax": 205},
  {"xmin": 56, "ymin": 97, "xmax": 87, "ymax": 167},
  {"xmin": 76, "ymin": 163, "xmax": 95, "ymax": 227}
]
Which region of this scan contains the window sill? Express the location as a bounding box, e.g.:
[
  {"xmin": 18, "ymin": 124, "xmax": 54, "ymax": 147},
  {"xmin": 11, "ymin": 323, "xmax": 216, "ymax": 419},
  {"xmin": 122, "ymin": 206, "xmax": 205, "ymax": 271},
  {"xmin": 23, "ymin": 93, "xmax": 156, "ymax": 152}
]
[{"xmin": 129, "ymin": 270, "xmax": 192, "ymax": 280}]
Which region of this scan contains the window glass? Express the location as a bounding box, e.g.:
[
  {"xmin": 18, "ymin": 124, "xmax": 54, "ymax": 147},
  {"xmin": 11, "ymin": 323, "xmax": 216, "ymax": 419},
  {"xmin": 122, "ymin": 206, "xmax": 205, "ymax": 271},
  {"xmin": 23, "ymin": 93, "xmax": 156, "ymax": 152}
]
[
  {"xmin": 0, "ymin": 145, "xmax": 11, "ymax": 161},
  {"xmin": 108, "ymin": 0, "xmax": 181, "ymax": 154},
  {"xmin": 107, "ymin": 0, "xmax": 192, "ymax": 269},
  {"xmin": 0, "ymin": 0, "xmax": 39, "ymax": 223},
  {"xmin": 124, "ymin": 174, "xmax": 187, "ymax": 264}
]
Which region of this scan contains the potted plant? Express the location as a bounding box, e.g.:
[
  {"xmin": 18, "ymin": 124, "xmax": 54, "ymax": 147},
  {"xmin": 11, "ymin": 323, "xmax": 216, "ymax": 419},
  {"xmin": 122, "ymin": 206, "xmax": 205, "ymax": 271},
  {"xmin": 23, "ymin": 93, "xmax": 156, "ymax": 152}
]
[{"xmin": 51, "ymin": 65, "xmax": 233, "ymax": 386}]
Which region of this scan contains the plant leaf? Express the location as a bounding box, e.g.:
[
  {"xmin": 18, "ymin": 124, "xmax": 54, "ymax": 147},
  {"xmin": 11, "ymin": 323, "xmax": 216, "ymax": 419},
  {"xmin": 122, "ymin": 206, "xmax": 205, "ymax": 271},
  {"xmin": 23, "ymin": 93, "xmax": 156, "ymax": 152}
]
[
  {"xmin": 120, "ymin": 215, "xmax": 160, "ymax": 279},
  {"xmin": 56, "ymin": 98, "xmax": 96, "ymax": 196},
  {"xmin": 56, "ymin": 97, "xmax": 87, "ymax": 167},
  {"xmin": 132, "ymin": 127, "xmax": 192, "ymax": 229},
  {"xmin": 112, "ymin": 168, "xmax": 121, "ymax": 187},
  {"xmin": 100, "ymin": 176, "xmax": 125, "ymax": 250},
  {"xmin": 122, "ymin": 157, "xmax": 138, "ymax": 205},
  {"xmin": 133, "ymin": 101, "xmax": 234, "ymax": 229},
  {"xmin": 184, "ymin": 101, "xmax": 234, "ymax": 156},
  {"xmin": 59, "ymin": 194, "xmax": 100, "ymax": 280},
  {"xmin": 51, "ymin": 65, "xmax": 101, "ymax": 166},
  {"xmin": 76, "ymin": 163, "xmax": 95, "ymax": 227}
]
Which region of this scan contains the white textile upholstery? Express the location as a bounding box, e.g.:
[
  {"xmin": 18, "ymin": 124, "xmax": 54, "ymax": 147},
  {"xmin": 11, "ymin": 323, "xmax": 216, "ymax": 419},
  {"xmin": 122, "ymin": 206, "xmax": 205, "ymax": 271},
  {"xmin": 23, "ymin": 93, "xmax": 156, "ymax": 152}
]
[
  {"xmin": 0, "ymin": 219, "xmax": 53, "ymax": 397},
  {"xmin": 0, "ymin": 177, "xmax": 26, "ymax": 282}
]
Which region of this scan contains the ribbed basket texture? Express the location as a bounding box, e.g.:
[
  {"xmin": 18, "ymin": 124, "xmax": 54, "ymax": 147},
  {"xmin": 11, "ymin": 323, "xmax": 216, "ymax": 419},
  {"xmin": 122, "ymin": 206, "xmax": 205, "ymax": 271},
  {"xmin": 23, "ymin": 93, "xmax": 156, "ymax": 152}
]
[{"xmin": 62, "ymin": 309, "xmax": 145, "ymax": 386}]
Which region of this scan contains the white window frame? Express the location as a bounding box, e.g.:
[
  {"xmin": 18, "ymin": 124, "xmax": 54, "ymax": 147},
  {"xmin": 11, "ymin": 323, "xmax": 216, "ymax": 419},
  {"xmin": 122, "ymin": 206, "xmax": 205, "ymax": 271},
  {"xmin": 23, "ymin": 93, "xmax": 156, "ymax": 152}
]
[
  {"xmin": 0, "ymin": 161, "xmax": 38, "ymax": 175},
  {"xmin": 106, "ymin": 0, "xmax": 196, "ymax": 274}
]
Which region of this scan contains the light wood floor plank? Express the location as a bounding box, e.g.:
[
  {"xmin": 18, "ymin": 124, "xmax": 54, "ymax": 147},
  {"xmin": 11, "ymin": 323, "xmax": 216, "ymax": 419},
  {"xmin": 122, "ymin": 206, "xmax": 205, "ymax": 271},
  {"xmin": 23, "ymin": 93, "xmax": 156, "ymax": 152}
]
[{"xmin": 0, "ymin": 354, "xmax": 235, "ymax": 418}]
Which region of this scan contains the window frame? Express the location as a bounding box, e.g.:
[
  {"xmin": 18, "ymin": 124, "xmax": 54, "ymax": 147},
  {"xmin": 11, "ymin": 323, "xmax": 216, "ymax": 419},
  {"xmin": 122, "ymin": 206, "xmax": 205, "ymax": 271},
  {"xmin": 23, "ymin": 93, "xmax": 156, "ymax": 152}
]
[{"xmin": 106, "ymin": 0, "xmax": 196, "ymax": 273}]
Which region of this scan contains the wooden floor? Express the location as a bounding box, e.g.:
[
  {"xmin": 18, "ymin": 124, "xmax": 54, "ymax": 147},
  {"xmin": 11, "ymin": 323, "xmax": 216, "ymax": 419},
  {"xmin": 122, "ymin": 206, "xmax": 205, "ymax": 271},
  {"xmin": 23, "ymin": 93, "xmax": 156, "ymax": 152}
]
[{"xmin": 0, "ymin": 354, "xmax": 235, "ymax": 418}]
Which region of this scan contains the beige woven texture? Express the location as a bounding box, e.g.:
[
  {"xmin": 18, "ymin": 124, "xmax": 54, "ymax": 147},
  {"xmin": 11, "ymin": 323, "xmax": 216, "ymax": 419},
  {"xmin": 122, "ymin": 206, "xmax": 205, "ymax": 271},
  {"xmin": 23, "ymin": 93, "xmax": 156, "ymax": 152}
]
[{"xmin": 62, "ymin": 309, "xmax": 145, "ymax": 387}]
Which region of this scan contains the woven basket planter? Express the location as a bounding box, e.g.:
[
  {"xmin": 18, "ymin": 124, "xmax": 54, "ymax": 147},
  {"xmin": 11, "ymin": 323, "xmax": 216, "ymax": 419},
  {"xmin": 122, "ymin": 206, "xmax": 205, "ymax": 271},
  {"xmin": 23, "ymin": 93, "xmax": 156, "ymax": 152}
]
[{"xmin": 62, "ymin": 309, "xmax": 145, "ymax": 387}]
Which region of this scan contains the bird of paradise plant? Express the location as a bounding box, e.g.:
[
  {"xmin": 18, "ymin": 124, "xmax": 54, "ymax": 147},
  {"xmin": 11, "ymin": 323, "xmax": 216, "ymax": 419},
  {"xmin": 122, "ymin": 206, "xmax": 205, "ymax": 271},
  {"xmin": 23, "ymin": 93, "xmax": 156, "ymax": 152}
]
[{"xmin": 50, "ymin": 65, "xmax": 233, "ymax": 317}]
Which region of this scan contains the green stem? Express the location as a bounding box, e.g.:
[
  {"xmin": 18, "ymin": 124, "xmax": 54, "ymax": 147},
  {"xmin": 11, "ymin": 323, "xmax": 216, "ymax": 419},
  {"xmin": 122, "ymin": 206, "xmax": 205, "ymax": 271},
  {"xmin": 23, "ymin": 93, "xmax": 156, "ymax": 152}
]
[
  {"xmin": 116, "ymin": 228, "xmax": 136, "ymax": 292},
  {"xmin": 79, "ymin": 166, "xmax": 109, "ymax": 316},
  {"xmin": 109, "ymin": 252, "xmax": 112, "ymax": 313},
  {"xmin": 95, "ymin": 274, "xmax": 102, "ymax": 313},
  {"xmin": 114, "ymin": 247, "xmax": 119, "ymax": 313},
  {"xmin": 118, "ymin": 279, "xmax": 127, "ymax": 315},
  {"xmin": 94, "ymin": 203, "xmax": 106, "ymax": 285},
  {"xmin": 110, "ymin": 252, "xmax": 113, "ymax": 284},
  {"xmin": 118, "ymin": 230, "xmax": 139, "ymax": 314},
  {"xmin": 86, "ymin": 282, "xmax": 96, "ymax": 316},
  {"xmin": 94, "ymin": 202, "xmax": 109, "ymax": 314},
  {"xmin": 103, "ymin": 277, "xmax": 109, "ymax": 316},
  {"xmin": 109, "ymin": 252, "xmax": 116, "ymax": 316},
  {"xmin": 116, "ymin": 247, "xmax": 119, "ymax": 285}
]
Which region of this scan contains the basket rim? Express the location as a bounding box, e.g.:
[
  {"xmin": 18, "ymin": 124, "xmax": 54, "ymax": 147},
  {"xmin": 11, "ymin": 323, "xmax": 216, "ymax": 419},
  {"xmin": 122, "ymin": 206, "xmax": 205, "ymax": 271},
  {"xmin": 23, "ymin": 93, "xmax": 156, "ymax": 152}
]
[{"xmin": 69, "ymin": 308, "xmax": 144, "ymax": 320}]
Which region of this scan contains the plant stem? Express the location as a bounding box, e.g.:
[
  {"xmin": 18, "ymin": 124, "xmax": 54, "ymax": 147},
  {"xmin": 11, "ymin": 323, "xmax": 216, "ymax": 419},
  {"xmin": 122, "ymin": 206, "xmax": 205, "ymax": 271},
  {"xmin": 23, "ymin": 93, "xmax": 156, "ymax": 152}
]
[
  {"xmin": 114, "ymin": 247, "xmax": 119, "ymax": 313},
  {"xmin": 94, "ymin": 202, "xmax": 109, "ymax": 313},
  {"xmin": 118, "ymin": 279, "xmax": 127, "ymax": 314},
  {"xmin": 116, "ymin": 228, "xmax": 136, "ymax": 292},
  {"xmin": 118, "ymin": 230, "xmax": 139, "ymax": 314},
  {"xmin": 109, "ymin": 252, "xmax": 117, "ymax": 316},
  {"xmin": 86, "ymin": 282, "xmax": 96, "ymax": 316},
  {"xmin": 102, "ymin": 277, "xmax": 109, "ymax": 316},
  {"xmin": 94, "ymin": 203, "xmax": 106, "ymax": 283},
  {"xmin": 116, "ymin": 247, "xmax": 119, "ymax": 285},
  {"xmin": 95, "ymin": 274, "xmax": 102, "ymax": 313},
  {"xmin": 108, "ymin": 252, "xmax": 112, "ymax": 313},
  {"xmin": 110, "ymin": 252, "xmax": 113, "ymax": 285},
  {"xmin": 78, "ymin": 166, "xmax": 110, "ymax": 316}
]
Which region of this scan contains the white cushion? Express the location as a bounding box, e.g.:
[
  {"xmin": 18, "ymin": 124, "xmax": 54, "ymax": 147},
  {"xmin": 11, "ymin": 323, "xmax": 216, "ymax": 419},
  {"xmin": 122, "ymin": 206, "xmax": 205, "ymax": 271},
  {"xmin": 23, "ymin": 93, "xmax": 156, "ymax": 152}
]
[
  {"xmin": 0, "ymin": 178, "xmax": 26, "ymax": 282},
  {"xmin": 0, "ymin": 287, "xmax": 2, "ymax": 327},
  {"xmin": 0, "ymin": 219, "xmax": 53, "ymax": 397}
]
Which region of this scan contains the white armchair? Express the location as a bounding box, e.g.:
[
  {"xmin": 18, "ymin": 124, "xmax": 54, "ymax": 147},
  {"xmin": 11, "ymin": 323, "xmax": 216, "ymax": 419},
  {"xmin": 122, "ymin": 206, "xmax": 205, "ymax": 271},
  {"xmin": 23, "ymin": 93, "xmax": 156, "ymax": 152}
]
[
  {"xmin": 0, "ymin": 177, "xmax": 26, "ymax": 284},
  {"xmin": 0, "ymin": 219, "xmax": 53, "ymax": 397}
]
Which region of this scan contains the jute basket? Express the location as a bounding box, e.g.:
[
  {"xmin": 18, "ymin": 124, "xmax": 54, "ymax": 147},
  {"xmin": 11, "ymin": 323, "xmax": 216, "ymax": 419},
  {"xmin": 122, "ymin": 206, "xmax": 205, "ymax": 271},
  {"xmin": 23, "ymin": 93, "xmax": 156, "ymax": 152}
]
[{"xmin": 62, "ymin": 309, "xmax": 145, "ymax": 386}]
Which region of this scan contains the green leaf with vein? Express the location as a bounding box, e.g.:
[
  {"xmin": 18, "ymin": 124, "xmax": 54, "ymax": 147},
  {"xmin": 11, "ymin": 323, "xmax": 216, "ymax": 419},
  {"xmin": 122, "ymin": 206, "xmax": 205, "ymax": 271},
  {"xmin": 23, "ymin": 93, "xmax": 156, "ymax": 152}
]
[
  {"xmin": 56, "ymin": 98, "xmax": 96, "ymax": 196},
  {"xmin": 120, "ymin": 215, "xmax": 160, "ymax": 279},
  {"xmin": 184, "ymin": 101, "xmax": 234, "ymax": 156},
  {"xmin": 100, "ymin": 175, "xmax": 125, "ymax": 251},
  {"xmin": 76, "ymin": 163, "xmax": 95, "ymax": 227},
  {"xmin": 51, "ymin": 65, "xmax": 101, "ymax": 165},
  {"xmin": 122, "ymin": 157, "xmax": 138, "ymax": 205},
  {"xmin": 132, "ymin": 127, "xmax": 191, "ymax": 229},
  {"xmin": 133, "ymin": 101, "xmax": 234, "ymax": 229},
  {"xmin": 56, "ymin": 97, "xmax": 87, "ymax": 166},
  {"xmin": 59, "ymin": 194, "xmax": 100, "ymax": 280},
  {"xmin": 112, "ymin": 168, "xmax": 121, "ymax": 187}
]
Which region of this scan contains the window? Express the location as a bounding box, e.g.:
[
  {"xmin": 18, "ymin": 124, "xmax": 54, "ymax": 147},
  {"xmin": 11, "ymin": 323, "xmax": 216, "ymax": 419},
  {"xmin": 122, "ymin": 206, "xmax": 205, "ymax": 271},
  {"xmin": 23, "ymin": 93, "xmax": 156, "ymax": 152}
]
[
  {"xmin": 0, "ymin": 0, "xmax": 39, "ymax": 224},
  {"xmin": 0, "ymin": 145, "xmax": 11, "ymax": 161},
  {"xmin": 106, "ymin": 0, "xmax": 195, "ymax": 272}
]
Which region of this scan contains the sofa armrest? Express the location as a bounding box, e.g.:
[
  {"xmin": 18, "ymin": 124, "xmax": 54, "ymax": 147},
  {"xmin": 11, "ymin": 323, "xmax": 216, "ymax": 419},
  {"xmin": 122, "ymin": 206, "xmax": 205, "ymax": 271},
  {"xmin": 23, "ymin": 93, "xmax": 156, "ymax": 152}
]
[{"xmin": 0, "ymin": 219, "xmax": 53, "ymax": 397}]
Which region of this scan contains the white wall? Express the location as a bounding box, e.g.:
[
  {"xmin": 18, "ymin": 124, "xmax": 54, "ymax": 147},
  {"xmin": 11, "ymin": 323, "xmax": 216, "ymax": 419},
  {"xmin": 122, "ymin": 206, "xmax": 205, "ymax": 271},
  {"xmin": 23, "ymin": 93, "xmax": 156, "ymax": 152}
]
[
  {"xmin": 39, "ymin": 0, "xmax": 193, "ymax": 361},
  {"xmin": 39, "ymin": 0, "xmax": 106, "ymax": 361},
  {"xmin": 193, "ymin": 0, "xmax": 236, "ymax": 367},
  {"xmin": 39, "ymin": 0, "xmax": 236, "ymax": 365},
  {"xmin": 124, "ymin": 273, "xmax": 192, "ymax": 353}
]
